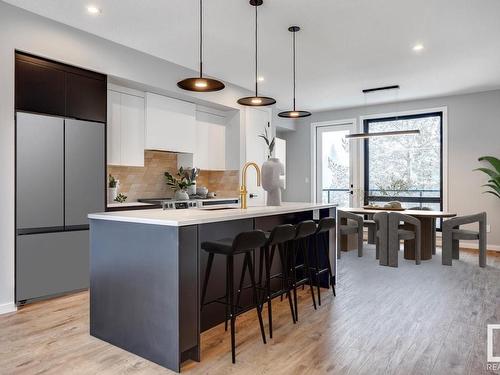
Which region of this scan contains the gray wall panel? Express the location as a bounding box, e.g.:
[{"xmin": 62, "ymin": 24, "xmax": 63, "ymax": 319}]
[
  {"xmin": 16, "ymin": 112, "xmax": 64, "ymax": 229},
  {"xmin": 16, "ymin": 230, "xmax": 89, "ymax": 301},
  {"xmin": 65, "ymin": 119, "xmax": 105, "ymax": 226}
]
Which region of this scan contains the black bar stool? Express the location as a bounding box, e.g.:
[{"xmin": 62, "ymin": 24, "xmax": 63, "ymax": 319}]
[
  {"xmin": 311, "ymin": 217, "xmax": 336, "ymax": 306},
  {"xmin": 290, "ymin": 220, "xmax": 318, "ymax": 321},
  {"xmin": 200, "ymin": 230, "xmax": 267, "ymax": 364},
  {"xmin": 256, "ymin": 224, "xmax": 296, "ymax": 338}
]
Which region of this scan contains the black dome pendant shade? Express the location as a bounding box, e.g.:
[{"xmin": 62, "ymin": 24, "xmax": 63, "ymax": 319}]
[
  {"xmin": 278, "ymin": 26, "xmax": 311, "ymax": 118},
  {"xmin": 237, "ymin": 0, "xmax": 276, "ymax": 106},
  {"xmin": 177, "ymin": 0, "xmax": 225, "ymax": 92}
]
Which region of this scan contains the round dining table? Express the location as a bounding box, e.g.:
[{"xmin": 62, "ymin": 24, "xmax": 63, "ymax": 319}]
[{"xmin": 341, "ymin": 208, "xmax": 456, "ymax": 260}]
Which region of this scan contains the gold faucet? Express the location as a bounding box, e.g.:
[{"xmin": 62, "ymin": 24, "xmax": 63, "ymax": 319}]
[{"xmin": 240, "ymin": 162, "xmax": 261, "ymax": 209}]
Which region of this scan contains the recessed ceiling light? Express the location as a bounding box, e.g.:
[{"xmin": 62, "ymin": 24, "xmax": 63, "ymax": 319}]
[
  {"xmin": 413, "ymin": 43, "xmax": 424, "ymax": 52},
  {"xmin": 87, "ymin": 5, "xmax": 101, "ymax": 15},
  {"xmin": 258, "ymin": 76, "xmax": 265, "ymax": 82}
]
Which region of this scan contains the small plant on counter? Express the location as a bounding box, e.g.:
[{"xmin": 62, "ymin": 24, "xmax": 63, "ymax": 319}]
[
  {"xmin": 259, "ymin": 123, "xmax": 275, "ymax": 159},
  {"xmin": 475, "ymin": 156, "xmax": 500, "ymax": 199},
  {"xmin": 164, "ymin": 167, "xmax": 195, "ymax": 192},
  {"xmin": 108, "ymin": 174, "xmax": 117, "ymax": 188},
  {"xmin": 114, "ymin": 193, "xmax": 127, "ymax": 203}
]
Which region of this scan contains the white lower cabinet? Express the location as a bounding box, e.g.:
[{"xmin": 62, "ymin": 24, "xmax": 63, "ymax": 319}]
[{"xmin": 107, "ymin": 89, "xmax": 145, "ymax": 167}]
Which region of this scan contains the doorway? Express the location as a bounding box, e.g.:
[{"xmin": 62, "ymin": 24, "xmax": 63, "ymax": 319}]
[{"xmin": 314, "ymin": 120, "xmax": 359, "ymax": 207}]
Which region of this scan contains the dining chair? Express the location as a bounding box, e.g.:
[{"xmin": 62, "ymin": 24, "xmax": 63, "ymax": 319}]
[
  {"xmin": 388, "ymin": 212, "xmax": 421, "ymax": 267},
  {"xmin": 336, "ymin": 210, "xmax": 363, "ymax": 259},
  {"xmin": 373, "ymin": 212, "xmax": 389, "ymax": 265},
  {"xmin": 363, "ymin": 218, "xmax": 376, "ymax": 244},
  {"xmin": 442, "ymin": 212, "xmax": 487, "ymax": 267}
]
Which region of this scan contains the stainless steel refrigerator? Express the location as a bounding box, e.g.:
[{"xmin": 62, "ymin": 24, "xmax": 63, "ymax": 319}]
[{"xmin": 16, "ymin": 112, "xmax": 105, "ymax": 303}]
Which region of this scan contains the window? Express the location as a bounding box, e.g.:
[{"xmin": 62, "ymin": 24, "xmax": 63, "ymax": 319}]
[{"xmin": 364, "ymin": 112, "xmax": 443, "ymax": 216}]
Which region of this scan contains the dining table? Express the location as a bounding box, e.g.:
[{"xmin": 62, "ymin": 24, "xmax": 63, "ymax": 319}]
[{"xmin": 341, "ymin": 207, "xmax": 456, "ymax": 261}]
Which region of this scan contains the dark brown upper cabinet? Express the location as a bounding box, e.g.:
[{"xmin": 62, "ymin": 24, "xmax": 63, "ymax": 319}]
[
  {"xmin": 15, "ymin": 52, "xmax": 106, "ymax": 123},
  {"xmin": 66, "ymin": 73, "xmax": 106, "ymax": 123},
  {"xmin": 15, "ymin": 58, "xmax": 66, "ymax": 116}
]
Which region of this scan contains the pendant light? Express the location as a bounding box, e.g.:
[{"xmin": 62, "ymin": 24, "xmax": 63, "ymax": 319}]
[
  {"xmin": 177, "ymin": 0, "xmax": 225, "ymax": 92},
  {"xmin": 278, "ymin": 26, "xmax": 311, "ymax": 118},
  {"xmin": 237, "ymin": 0, "xmax": 276, "ymax": 106}
]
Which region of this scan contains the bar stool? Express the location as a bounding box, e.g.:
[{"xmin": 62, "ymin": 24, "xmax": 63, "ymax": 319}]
[
  {"xmin": 255, "ymin": 224, "xmax": 296, "ymax": 338},
  {"xmin": 310, "ymin": 217, "xmax": 336, "ymax": 306},
  {"xmin": 200, "ymin": 230, "xmax": 267, "ymax": 364},
  {"xmin": 290, "ymin": 220, "xmax": 318, "ymax": 321}
]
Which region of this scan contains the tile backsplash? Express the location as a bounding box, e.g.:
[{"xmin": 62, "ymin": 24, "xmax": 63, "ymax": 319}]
[{"xmin": 108, "ymin": 150, "xmax": 239, "ymax": 203}]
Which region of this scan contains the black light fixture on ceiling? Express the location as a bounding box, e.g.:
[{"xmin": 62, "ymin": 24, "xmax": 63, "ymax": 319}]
[
  {"xmin": 345, "ymin": 129, "xmax": 420, "ymax": 139},
  {"xmin": 278, "ymin": 26, "xmax": 311, "ymax": 118},
  {"xmin": 177, "ymin": 0, "xmax": 225, "ymax": 92},
  {"xmin": 346, "ymin": 84, "xmax": 420, "ymax": 139},
  {"xmin": 237, "ymin": 0, "xmax": 276, "ymax": 106}
]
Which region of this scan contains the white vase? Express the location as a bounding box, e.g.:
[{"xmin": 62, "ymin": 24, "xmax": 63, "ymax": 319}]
[
  {"xmin": 261, "ymin": 158, "xmax": 284, "ymax": 206},
  {"xmin": 187, "ymin": 183, "xmax": 196, "ymax": 196},
  {"xmin": 174, "ymin": 190, "xmax": 189, "ymax": 200},
  {"xmin": 108, "ymin": 187, "xmax": 118, "ymax": 203}
]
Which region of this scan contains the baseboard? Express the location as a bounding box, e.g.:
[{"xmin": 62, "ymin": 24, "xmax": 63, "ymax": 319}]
[
  {"xmin": 456, "ymin": 242, "xmax": 500, "ymax": 252},
  {"xmin": 0, "ymin": 302, "xmax": 17, "ymax": 315}
]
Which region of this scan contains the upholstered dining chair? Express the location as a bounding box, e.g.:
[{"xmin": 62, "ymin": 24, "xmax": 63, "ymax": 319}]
[
  {"xmin": 442, "ymin": 212, "xmax": 487, "ymax": 267},
  {"xmin": 336, "ymin": 210, "xmax": 363, "ymax": 259},
  {"xmin": 363, "ymin": 219, "xmax": 376, "ymax": 244},
  {"xmin": 388, "ymin": 212, "xmax": 421, "ymax": 267},
  {"xmin": 373, "ymin": 212, "xmax": 389, "ymax": 265}
]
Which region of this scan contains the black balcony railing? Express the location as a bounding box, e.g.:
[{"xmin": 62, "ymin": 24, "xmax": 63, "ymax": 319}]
[{"xmin": 322, "ymin": 188, "xmax": 441, "ymax": 208}]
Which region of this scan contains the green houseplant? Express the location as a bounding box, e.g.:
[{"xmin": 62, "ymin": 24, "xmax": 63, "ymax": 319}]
[
  {"xmin": 165, "ymin": 167, "xmax": 195, "ymax": 200},
  {"xmin": 474, "ymin": 156, "xmax": 500, "ymax": 199},
  {"xmin": 259, "ymin": 125, "xmax": 275, "ymax": 159}
]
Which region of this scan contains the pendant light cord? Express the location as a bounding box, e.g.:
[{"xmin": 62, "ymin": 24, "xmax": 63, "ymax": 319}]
[
  {"xmin": 293, "ymin": 30, "xmax": 296, "ymax": 111},
  {"xmin": 255, "ymin": 4, "xmax": 258, "ymax": 96},
  {"xmin": 199, "ymin": 0, "xmax": 203, "ymax": 77}
]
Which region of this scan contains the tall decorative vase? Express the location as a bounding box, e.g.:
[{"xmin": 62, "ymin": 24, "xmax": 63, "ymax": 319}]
[{"xmin": 261, "ymin": 157, "xmax": 284, "ymax": 206}]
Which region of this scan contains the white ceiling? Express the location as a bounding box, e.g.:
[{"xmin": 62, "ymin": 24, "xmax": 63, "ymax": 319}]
[{"xmin": 5, "ymin": 0, "xmax": 500, "ymax": 112}]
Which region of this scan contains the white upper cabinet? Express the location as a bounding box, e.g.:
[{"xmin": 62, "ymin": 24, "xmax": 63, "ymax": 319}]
[
  {"xmin": 107, "ymin": 89, "xmax": 145, "ymax": 167},
  {"xmin": 145, "ymin": 93, "xmax": 196, "ymax": 153},
  {"xmin": 194, "ymin": 110, "xmax": 226, "ymax": 170}
]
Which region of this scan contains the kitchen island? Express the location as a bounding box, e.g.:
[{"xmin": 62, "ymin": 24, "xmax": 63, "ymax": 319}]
[{"xmin": 88, "ymin": 202, "xmax": 337, "ymax": 372}]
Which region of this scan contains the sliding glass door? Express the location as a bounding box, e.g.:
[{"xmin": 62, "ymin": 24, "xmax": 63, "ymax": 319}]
[{"xmin": 363, "ymin": 112, "xmax": 443, "ymax": 213}]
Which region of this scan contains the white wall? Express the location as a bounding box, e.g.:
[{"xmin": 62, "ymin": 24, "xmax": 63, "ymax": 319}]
[
  {"xmin": 0, "ymin": 1, "xmax": 257, "ymax": 312},
  {"xmin": 282, "ymin": 89, "xmax": 500, "ymax": 247}
]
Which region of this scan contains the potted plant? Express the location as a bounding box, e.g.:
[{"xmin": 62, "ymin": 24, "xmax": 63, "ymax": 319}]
[
  {"xmin": 165, "ymin": 167, "xmax": 195, "ymax": 200},
  {"xmin": 108, "ymin": 174, "xmax": 118, "ymax": 203},
  {"xmin": 475, "ymin": 156, "xmax": 500, "ymax": 199}
]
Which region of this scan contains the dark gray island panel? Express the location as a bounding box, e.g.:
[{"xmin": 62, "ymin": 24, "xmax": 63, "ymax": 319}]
[{"xmin": 90, "ymin": 219, "xmax": 199, "ymax": 372}]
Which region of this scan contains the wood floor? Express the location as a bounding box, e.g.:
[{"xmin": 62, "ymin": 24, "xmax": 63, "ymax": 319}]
[{"xmin": 1, "ymin": 246, "xmax": 500, "ymax": 375}]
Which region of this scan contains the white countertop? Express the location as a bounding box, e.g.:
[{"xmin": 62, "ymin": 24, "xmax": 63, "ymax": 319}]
[{"xmin": 89, "ymin": 202, "xmax": 337, "ymax": 227}]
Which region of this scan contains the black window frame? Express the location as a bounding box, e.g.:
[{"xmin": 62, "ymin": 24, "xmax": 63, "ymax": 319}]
[{"xmin": 363, "ymin": 111, "xmax": 444, "ymax": 212}]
